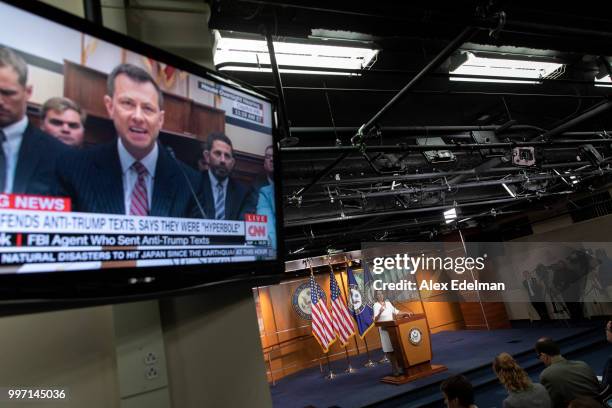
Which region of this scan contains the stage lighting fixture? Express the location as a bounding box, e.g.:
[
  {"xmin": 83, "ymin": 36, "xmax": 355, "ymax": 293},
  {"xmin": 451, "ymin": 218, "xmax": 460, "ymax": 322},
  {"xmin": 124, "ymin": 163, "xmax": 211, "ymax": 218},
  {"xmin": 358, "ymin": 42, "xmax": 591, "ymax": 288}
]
[
  {"xmin": 471, "ymin": 130, "xmax": 506, "ymax": 157},
  {"xmin": 578, "ymin": 144, "xmax": 604, "ymax": 167},
  {"xmin": 280, "ymin": 135, "xmax": 300, "ymax": 147},
  {"xmin": 512, "ymin": 147, "xmax": 536, "ymax": 166},
  {"xmin": 417, "ymin": 137, "xmax": 456, "ymax": 163}
]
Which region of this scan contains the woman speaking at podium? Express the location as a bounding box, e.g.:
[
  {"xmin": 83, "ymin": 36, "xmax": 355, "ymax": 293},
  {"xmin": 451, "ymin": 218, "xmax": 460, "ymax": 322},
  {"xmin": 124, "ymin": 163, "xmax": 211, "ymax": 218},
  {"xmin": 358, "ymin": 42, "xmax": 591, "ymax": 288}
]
[{"xmin": 373, "ymin": 290, "xmax": 413, "ymax": 377}]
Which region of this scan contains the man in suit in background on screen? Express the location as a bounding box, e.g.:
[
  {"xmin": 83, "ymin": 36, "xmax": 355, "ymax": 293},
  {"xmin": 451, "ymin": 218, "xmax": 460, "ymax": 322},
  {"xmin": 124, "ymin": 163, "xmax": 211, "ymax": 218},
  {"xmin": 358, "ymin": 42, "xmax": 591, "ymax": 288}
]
[
  {"xmin": 40, "ymin": 96, "xmax": 86, "ymax": 148},
  {"xmin": 200, "ymin": 132, "xmax": 256, "ymax": 221},
  {"xmin": 56, "ymin": 63, "xmax": 206, "ymax": 218},
  {"xmin": 0, "ymin": 46, "xmax": 67, "ymax": 195}
]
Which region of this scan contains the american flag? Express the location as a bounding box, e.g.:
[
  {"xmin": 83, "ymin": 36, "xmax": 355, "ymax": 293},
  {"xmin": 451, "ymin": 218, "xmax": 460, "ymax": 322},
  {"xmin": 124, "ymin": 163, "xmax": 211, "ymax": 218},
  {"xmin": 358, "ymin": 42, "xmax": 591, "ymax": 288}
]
[
  {"xmin": 310, "ymin": 274, "xmax": 336, "ymax": 352},
  {"xmin": 329, "ymin": 269, "xmax": 356, "ymax": 345}
]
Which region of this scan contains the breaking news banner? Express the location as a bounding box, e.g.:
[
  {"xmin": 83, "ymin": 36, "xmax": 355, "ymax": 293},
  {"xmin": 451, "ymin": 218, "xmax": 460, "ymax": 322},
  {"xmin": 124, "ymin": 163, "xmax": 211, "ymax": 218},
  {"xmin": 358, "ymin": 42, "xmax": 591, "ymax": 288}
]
[{"xmin": 0, "ymin": 194, "xmax": 273, "ymax": 273}]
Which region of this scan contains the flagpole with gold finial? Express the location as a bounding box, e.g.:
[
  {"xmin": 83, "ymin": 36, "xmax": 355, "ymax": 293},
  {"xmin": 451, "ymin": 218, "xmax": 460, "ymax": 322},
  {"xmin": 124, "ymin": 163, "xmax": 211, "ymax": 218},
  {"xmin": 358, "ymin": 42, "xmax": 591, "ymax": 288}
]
[
  {"xmin": 328, "ymin": 255, "xmax": 356, "ymax": 374},
  {"xmin": 308, "ymin": 258, "xmax": 335, "ymax": 380}
]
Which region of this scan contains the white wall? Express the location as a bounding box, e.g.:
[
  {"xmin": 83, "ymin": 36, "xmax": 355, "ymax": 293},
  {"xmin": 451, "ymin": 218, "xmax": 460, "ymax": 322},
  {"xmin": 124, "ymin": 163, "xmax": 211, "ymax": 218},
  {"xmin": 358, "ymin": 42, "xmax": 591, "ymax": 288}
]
[{"xmin": 0, "ymin": 305, "xmax": 120, "ymax": 408}]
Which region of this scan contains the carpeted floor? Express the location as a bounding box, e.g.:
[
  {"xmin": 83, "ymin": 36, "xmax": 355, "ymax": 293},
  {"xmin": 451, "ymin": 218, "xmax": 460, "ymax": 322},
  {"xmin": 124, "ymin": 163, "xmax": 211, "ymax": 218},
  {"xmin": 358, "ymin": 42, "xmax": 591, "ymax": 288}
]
[{"xmin": 270, "ymin": 325, "xmax": 598, "ymax": 408}]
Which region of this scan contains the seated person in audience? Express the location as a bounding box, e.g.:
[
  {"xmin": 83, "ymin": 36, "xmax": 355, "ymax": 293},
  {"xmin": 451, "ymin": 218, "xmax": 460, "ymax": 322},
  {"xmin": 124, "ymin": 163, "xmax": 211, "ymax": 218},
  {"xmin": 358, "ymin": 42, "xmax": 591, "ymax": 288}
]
[
  {"xmin": 40, "ymin": 97, "xmax": 86, "ymax": 148},
  {"xmin": 568, "ymin": 396, "xmax": 605, "ymax": 408},
  {"xmin": 440, "ymin": 375, "xmax": 478, "ymax": 408},
  {"xmin": 493, "ymin": 352, "xmax": 551, "ymax": 408},
  {"xmin": 603, "ymin": 319, "xmax": 612, "ymax": 388},
  {"xmin": 536, "ymin": 337, "xmax": 601, "ymax": 408}
]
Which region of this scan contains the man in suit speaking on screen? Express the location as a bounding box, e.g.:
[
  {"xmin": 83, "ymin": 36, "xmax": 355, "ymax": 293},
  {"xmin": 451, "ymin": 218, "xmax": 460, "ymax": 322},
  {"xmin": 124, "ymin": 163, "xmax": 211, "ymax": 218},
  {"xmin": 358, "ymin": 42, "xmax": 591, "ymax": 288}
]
[
  {"xmin": 56, "ymin": 63, "xmax": 206, "ymax": 218},
  {"xmin": 200, "ymin": 132, "xmax": 256, "ymax": 221}
]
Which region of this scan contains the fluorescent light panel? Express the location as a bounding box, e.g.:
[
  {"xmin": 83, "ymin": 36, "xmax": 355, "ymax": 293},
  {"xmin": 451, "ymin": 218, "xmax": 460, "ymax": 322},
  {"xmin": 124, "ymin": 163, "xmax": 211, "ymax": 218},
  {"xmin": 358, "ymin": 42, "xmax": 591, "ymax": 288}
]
[
  {"xmin": 215, "ymin": 36, "xmax": 378, "ymax": 75},
  {"xmin": 450, "ymin": 52, "xmax": 563, "ymax": 84},
  {"xmin": 595, "ymin": 75, "xmax": 612, "ymax": 87},
  {"xmin": 444, "ymin": 208, "xmax": 457, "ymax": 224}
]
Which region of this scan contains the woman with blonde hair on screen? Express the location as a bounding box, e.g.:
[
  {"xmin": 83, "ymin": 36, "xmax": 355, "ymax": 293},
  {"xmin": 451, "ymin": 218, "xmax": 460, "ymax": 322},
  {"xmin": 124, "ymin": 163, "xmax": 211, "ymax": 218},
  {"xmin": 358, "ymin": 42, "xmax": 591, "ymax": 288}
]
[{"xmin": 492, "ymin": 352, "xmax": 551, "ymax": 408}]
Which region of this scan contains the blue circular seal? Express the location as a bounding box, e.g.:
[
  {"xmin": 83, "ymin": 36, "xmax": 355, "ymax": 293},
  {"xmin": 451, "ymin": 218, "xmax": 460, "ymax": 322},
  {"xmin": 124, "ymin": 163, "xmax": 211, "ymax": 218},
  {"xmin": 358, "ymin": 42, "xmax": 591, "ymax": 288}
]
[{"xmin": 292, "ymin": 281, "xmax": 327, "ymax": 320}]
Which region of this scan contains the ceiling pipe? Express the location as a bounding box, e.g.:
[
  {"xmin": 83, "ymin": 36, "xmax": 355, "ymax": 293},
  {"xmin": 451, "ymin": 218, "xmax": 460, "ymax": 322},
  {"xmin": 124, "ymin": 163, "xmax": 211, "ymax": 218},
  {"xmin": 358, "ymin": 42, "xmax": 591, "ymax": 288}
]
[
  {"xmin": 281, "ymin": 138, "xmax": 612, "ymax": 153},
  {"xmin": 281, "ymin": 162, "xmax": 587, "ymax": 188},
  {"xmin": 254, "ymin": 85, "xmax": 606, "ymax": 100},
  {"xmin": 289, "ymin": 125, "xmax": 547, "ymax": 133},
  {"xmin": 290, "ymin": 25, "xmax": 480, "ymax": 200},
  {"xmin": 449, "ymin": 99, "xmax": 612, "ymax": 185},
  {"xmin": 237, "ymin": 1, "xmax": 612, "ymax": 42},
  {"xmin": 264, "ymin": 27, "xmax": 292, "ymax": 145},
  {"xmin": 296, "ymin": 170, "xmax": 610, "ymax": 204},
  {"xmin": 540, "ymin": 99, "xmax": 612, "ymax": 139},
  {"xmin": 284, "ymin": 191, "xmax": 574, "ymax": 227},
  {"xmin": 505, "ymin": 21, "xmax": 612, "ymax": 41},
  {"xmin": 285, "ymin": 218, "xmax": 447, "ymax": 243}
]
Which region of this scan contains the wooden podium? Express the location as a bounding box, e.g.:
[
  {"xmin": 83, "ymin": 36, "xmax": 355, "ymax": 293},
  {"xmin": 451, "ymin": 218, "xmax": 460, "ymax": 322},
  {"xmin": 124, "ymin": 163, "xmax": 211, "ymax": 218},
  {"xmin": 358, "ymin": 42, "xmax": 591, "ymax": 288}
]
[{"xmin": 375, "ymin": 313, "xmax": 447, "ymax": 384}]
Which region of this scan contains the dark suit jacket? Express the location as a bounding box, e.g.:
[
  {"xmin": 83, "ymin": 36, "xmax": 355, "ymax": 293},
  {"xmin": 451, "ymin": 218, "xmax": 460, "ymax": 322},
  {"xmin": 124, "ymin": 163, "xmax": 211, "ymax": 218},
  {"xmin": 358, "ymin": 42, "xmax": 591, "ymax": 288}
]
[
  {"xmin": 56, "ymin": 141, "xmax": 207, "ymax": 218},
  {"xmin": 201, "ymin": 170, "xmax": 256, "ymax": 221},
  {"xmin": 13, "ymin": 124, "xmax": 69, "ymax": 195}
]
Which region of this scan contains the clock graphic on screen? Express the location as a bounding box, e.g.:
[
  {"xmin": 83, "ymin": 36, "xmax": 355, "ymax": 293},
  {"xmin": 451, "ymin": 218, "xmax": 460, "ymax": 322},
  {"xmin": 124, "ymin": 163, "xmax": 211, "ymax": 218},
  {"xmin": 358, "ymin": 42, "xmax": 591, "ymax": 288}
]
[{"xmin": 409, "ymin": 328, "xmax": 423, "ymax": 346}]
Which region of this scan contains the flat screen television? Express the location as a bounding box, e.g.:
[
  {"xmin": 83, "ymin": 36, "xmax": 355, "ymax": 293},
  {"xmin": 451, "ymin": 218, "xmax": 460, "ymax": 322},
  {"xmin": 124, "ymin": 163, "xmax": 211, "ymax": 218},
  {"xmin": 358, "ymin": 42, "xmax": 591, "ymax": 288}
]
[{"xmin": 0, "ymin": 0, "xmax": 283, "ymax": 306}]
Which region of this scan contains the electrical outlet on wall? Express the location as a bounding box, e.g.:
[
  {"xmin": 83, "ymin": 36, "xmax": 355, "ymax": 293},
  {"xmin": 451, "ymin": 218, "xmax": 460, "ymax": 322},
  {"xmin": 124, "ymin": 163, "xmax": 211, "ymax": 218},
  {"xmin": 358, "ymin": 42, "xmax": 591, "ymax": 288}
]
[
  {"xmin": 144, "ymin": 351, "xmax": 158, "ymax": 365},
  {"xmin": 145, "ymin": 366, "xmax": 159, "ymax": 380}
]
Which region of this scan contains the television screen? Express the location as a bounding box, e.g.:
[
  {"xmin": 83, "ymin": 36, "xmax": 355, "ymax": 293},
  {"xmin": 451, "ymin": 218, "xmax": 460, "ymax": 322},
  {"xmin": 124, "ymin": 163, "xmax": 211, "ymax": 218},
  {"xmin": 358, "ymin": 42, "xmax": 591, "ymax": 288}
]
[{"xmin": 0, "ymin": 0, "xmax": 281, "ymax": 299}]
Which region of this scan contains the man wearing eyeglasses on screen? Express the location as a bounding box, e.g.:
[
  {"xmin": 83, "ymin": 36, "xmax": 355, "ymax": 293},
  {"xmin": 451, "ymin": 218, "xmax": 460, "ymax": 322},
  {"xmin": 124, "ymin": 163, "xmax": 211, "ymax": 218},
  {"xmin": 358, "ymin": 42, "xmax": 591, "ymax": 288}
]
[
  {"xmin": 40, "ymin": 97, "xmax": 86, "ymax": 148},
  {"xmin": 56, "ymin": 63, "xmax": 206, "ymax": 218},
  {"xmin": 0, "ymin": 46, "xmax": 68, "ymax": 195}
]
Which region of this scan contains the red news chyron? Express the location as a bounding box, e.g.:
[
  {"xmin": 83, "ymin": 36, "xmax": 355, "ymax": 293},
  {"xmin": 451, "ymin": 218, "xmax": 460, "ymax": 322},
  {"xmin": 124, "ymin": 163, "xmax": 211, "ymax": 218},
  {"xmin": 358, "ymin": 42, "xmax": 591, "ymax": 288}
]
[{"xmin": 0, "ymin": 194, "xmax": 72, "ymax": 212}]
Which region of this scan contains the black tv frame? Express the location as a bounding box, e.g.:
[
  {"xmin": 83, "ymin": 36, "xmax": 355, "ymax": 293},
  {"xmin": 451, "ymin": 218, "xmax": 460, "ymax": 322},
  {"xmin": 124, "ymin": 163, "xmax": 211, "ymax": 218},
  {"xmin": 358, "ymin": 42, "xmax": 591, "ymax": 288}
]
[{"xmin": 0, "ymin": 0, "xmax": 285, "ymax": 307}]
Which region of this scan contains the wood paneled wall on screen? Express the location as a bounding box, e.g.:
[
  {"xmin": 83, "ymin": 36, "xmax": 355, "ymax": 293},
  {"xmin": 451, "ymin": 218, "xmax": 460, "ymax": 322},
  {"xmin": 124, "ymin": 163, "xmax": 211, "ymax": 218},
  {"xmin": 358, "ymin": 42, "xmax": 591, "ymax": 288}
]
[
  {"xmin": 58, "ymin": 61, "xmax": 265, "ymax": 178},
  {"xmin": 254, "ymin": 268, "xmax": 465, "ymax": 383},
  {"xmin": 63, "ymin": 61, "xmax": 225, "ymax": 140}
]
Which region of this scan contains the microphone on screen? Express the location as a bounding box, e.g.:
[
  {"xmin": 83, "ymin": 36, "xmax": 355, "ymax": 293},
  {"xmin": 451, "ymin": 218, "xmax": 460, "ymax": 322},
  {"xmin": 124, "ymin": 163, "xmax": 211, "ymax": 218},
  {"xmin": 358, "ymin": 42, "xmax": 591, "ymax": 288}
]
[{"xmin": 165, "ymin": 145, "xmax": 209, "ymax": 219}]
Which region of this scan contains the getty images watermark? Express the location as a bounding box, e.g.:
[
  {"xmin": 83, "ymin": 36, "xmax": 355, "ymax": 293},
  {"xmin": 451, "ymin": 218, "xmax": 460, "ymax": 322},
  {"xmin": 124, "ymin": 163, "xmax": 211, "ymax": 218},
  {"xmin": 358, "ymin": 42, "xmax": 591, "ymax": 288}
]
[
  {"xmin": 360, "ymin": 241, "xmax": 612, "ymax": 304},
  {"xmin": 369, "ymin": 251, "xmax": 505, "ymax": 292}
]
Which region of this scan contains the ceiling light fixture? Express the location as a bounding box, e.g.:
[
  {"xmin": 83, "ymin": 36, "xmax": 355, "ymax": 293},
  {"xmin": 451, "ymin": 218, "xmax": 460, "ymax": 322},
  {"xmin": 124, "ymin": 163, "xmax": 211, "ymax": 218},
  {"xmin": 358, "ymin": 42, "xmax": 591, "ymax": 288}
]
[
  {"xmin": 450, "ymin": 52, "xmax": 564, "ymax": 84},
  {"xmin": 444, "ymin": 208, "xmax": 457, "ymax": 224},
  {"xmin": 595, "ymin": 75, "xmax": 612, "ymax": 87},
  {"xmin": 214, "ymin": 34, "xmax": 378, "ymax": 76}
]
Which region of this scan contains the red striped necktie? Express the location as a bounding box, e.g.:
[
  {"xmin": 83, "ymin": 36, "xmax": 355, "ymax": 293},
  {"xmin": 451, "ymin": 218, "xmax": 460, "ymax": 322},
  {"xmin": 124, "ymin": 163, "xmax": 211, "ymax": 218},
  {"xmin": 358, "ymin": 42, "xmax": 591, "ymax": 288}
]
[{"xmin": 129, "ymin": 161, "xmax": 149, "ymax": 216}]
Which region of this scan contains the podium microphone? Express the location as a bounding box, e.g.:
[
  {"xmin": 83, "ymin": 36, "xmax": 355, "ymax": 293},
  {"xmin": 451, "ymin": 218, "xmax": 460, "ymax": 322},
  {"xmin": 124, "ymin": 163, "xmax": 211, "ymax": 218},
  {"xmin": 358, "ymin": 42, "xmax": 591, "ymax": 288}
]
[{"xmin": 165, "ymin": 145, "xmax": 208, "ymax": 219}]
